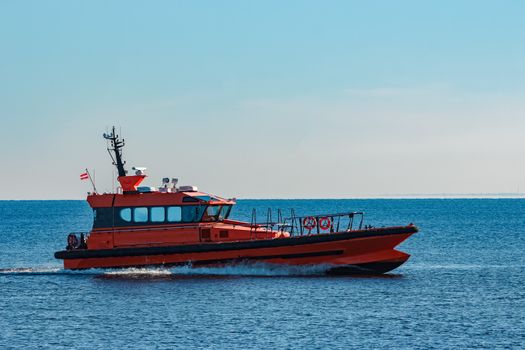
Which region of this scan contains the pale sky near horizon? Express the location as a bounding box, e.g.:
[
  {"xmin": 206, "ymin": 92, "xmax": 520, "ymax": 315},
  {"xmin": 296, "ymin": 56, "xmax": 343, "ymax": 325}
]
[{"xmin": 1, "ymin": 1, "xmax": 524, "ymax": 199}]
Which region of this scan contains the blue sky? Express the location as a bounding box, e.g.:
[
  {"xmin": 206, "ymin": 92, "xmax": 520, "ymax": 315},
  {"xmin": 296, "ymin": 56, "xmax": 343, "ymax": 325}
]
[{"xmin": 1, "ymin": 1, "xmax": 524, "ymax": 199}]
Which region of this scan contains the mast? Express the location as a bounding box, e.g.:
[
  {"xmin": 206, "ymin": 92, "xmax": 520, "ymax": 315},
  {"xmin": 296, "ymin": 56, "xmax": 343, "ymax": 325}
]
[{"xmin": 103, "ymin": 126, "xmax": 127, "ymax": 177}]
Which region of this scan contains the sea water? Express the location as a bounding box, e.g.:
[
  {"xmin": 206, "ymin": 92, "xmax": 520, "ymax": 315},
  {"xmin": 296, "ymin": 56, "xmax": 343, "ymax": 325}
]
[{"xmin": 0, "ymin": 199, "xmax": 524, "ymax": 349}]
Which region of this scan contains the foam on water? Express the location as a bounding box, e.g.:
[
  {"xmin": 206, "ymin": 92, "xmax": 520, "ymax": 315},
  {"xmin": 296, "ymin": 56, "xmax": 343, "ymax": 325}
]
[
  {"xmin": 0, "ymin": 267, "xmax": 62, "ymax": 275},
  {"xmin": 99, "ymin": 263, "xmax": 333, "ymax": 278},
  {"xmin": 103, "ymin": 267, "xmax": 173, "ymax": 278},
  {"xmin": 0, "ymin": 263, "xmax": 333, "ymax": 278},
  {"xmin": 3, "ymin": 262, "xmax": 520, "ymax": 278},
  {"xmin": 0, "ymin": 266, "xmax": 102, "ymax": 275},
  {"xmin": 167, "ymin": 262, "xmax": 332, "ymax": 276}
]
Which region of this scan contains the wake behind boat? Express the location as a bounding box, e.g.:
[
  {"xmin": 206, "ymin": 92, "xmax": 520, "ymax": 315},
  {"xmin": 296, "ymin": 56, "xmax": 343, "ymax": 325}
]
[{"xmin": 55, "ymin": 128, "xmax": 418, "ymax": 274}]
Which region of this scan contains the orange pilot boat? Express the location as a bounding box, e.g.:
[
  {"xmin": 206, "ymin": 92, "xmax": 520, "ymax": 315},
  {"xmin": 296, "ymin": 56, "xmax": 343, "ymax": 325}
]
[{"xmin": 55, "ymin": 127, "xmax": 418, "ymax": 274}]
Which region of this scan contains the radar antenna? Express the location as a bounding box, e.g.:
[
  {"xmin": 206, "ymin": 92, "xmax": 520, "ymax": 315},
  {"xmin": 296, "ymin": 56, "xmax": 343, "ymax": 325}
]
[{"xmin": 103, "ymin": 126, "xmax": 127, "ymax": 177}]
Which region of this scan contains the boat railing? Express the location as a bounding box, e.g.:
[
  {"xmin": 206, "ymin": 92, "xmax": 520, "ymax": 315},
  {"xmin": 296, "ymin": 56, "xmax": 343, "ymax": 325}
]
[{"xmin": 249, "ymin": 208, "xmax": 364, "ymax": 238}]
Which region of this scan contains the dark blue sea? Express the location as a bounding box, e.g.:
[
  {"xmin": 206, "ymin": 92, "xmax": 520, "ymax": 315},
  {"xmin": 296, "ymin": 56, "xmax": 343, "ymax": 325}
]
[{"xmin": 1, "ymin": 199, "xmax": 524, "ymax": 349}]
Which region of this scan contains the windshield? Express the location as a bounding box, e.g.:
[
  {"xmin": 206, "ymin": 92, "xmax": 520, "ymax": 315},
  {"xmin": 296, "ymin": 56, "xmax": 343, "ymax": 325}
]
[
  {"xmin": 201, "ymin": 205, "xmax": 232, "ymax": 222},
  {"xmin": 202, "ymin": 206, "xmax": 220, "ymax": 222},
  {"xmin": 219, "ymin": 205, "xmax": 232, "ymax": 220},
  {"xmin": 181, "ymin": 205, "xmax": 206, "ymax": 223}
]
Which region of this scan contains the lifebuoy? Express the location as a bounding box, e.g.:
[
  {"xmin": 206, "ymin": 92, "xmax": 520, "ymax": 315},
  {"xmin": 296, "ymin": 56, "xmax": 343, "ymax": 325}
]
[
  {"xmin": 302, "ymin": 216, "xmax": 316, "ymax": 230},
  {"xmin": 319, "ymin": 217, "xmax": 331, "ymax": 230}
]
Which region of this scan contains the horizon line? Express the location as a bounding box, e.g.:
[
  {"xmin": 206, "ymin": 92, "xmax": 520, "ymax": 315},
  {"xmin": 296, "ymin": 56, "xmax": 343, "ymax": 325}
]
[{"xmin": 2, "ymin": 192, "xmax": 525, "ymax": 201}]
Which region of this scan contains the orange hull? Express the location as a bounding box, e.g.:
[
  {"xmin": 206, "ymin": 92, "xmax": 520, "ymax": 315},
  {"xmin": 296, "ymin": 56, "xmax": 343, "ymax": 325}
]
[{"xmin": 55, "ymin": 226, "xmax": 417, "ymax": 274}]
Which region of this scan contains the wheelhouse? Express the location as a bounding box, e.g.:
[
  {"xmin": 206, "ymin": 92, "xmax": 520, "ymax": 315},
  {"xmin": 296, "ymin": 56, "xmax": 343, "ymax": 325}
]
[{"xmin": 89, "ymin": 191, "xmax": 235, "ymax": 229}]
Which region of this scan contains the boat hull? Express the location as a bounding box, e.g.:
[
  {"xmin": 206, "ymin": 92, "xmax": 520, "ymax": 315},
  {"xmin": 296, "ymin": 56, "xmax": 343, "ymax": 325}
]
[{"xmin": 55, "ymin": 225, "xmax": 417, "ymax": 274}]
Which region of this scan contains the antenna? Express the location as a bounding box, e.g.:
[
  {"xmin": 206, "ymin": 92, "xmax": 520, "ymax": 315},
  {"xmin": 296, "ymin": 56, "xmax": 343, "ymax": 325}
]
[{"xmin": 103, "ymin": 126, "xmax": 127, "ymax": 177}]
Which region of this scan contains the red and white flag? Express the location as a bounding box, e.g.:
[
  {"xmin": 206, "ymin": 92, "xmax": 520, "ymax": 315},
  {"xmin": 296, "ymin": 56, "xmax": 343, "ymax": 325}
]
[{"xmin": 80, "ymin": 172, "xmax": 89, "ymax": 181}]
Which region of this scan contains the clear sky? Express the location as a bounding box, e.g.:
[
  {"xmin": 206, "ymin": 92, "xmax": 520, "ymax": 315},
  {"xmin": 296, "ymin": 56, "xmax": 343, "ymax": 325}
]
[{"xmin": 1, "ymin": 1, "xmax": 524, "ymax": 199}]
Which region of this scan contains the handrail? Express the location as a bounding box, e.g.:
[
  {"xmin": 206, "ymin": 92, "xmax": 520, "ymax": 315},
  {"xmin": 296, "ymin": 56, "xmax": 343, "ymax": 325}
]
[
  {"xmin": 246, "ymin": 210, "xmax": 365, "ymax": 237},
  {"xmin": 281, "ymin": 211, "xmax": 364, "ymax": 237}
]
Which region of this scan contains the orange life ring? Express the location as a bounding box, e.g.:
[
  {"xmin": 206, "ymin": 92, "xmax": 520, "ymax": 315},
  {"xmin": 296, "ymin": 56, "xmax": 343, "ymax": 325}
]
[
  {"xmin": 319, "ymin": 217, "xmax": 331, "ymax": 230},
  {"xmin": 302, "ymin": 216, "xmax": 316, "ymax": 230}
]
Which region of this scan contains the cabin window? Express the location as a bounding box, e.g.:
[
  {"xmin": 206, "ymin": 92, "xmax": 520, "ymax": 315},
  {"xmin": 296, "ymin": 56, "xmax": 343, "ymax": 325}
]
[
  {"xmin": 181, "ymin": 205, "xmax": 206, "ymax": 223},
  {"xmin": 151, "ymin": 207, "xmax": 165, "ymax": 222},
  {"xmin": 167, "ymin": 206, "xmax": 182, "ymax": 222},
  {"xmin": 93, "ymin": 208, "xmax": 114, "ymax": 228},
  {"xmin": 120, "ymin": 208, "xmax": 132, "ymax": 222},
  {"xmin": 219, "ymin": 205, "xmax": 232, "ymax": 220},
  {"xmin": 133, "ymin": 207, "xmax": 148, "ymax": 222},
  {"xmin": 202, "ymin": 205, "xmax": 221, "ymax": 222}
]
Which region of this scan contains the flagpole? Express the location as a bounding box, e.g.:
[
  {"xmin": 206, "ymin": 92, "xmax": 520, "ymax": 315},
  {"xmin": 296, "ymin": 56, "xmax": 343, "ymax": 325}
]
[{"xmin": 85, "ymin": 168, "xmax": 98, "ymax": 194}]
